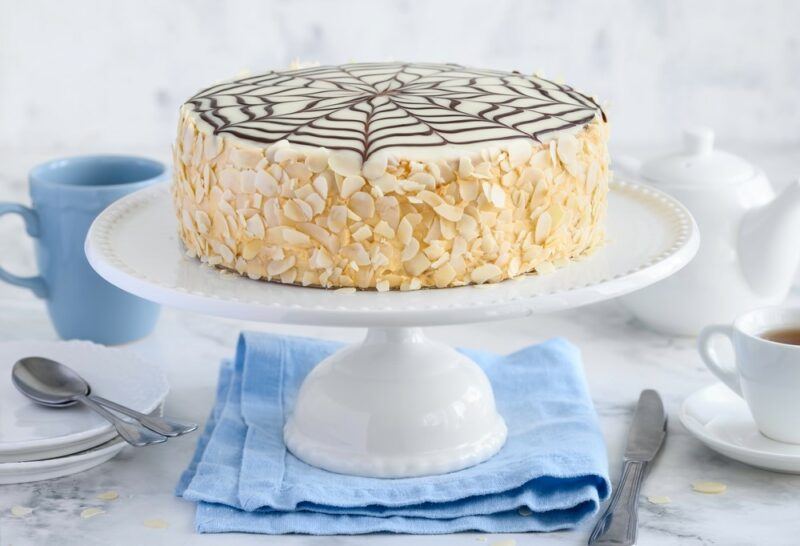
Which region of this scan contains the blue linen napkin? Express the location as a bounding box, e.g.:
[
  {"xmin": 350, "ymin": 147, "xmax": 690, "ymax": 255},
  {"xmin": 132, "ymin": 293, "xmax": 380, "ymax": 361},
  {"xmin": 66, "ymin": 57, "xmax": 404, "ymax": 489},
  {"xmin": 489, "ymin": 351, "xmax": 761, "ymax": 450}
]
[{"xmin": 176, "ymin": 332, "xmax": 610, "ymax": 534}]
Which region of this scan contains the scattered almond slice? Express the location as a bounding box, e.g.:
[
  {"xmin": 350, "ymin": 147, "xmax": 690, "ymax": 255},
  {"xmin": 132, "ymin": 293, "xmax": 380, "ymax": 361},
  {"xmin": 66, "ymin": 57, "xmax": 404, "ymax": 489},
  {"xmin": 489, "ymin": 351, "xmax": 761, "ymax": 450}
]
[
  {"xmin": 517, "ymin": 506, "xmax": 533, "ymax": 516},
  {"xmin": 96, "ymin": 491, "xmax": 119, "ymax": 501},
  {"xmin": 647, "ymin": 495, "xmax": 671, "ymax": 505},
  {"xmin": 475, "ymin": 538, "xmax": 488, "ymax": 542},
  {"xmin": 80, "ymin": 507, "xmax": 105, "ymax": 519},
  {"xmin": 143, "ymin": 518, "xmax": 169, "ymax": 529},
  {"xmin": 333, "ymin": 287, "xmax": 356, "ymax": 294},
  {"xmin": 691, "ymin": 481, "xmax": 727, "ymax": 494},
  {"xmin": 491, "ymin": 540, "xmax": 516, "ymax": 546},
  {"xmin": 11, "ymin": 505, "xmax": 33, "ymax": 517}
]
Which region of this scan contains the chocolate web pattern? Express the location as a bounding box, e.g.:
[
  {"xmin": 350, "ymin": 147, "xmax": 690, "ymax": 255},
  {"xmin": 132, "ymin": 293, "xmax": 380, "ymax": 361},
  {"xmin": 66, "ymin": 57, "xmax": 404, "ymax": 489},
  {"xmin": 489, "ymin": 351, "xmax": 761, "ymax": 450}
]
[{"xmin": 187, "ymin": 62, "xmax": 604, "ymax": 160}]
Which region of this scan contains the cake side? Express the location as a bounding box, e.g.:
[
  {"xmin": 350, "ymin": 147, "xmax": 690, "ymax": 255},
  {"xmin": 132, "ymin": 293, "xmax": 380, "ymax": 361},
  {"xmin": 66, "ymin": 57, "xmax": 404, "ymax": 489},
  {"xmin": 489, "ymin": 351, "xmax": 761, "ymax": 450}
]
[
  {"xmin": 173, "ymin": 119, "xmax": 609, "ymax": 290},
  {"xmin": 172, "ymin": 63, "xmax": 610, "ymax": 290}
]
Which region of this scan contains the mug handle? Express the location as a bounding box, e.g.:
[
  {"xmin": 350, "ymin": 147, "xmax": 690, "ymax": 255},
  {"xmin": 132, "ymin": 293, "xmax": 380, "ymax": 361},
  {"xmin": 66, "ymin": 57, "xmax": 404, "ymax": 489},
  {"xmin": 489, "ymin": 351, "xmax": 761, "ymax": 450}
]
[
  {"xmin": 0, "ymin": 203, "xmax": 47, "ymax": 298},
  {"xmin": 697, "ymin": 324, "xmax": 742, "ymax": 396}
]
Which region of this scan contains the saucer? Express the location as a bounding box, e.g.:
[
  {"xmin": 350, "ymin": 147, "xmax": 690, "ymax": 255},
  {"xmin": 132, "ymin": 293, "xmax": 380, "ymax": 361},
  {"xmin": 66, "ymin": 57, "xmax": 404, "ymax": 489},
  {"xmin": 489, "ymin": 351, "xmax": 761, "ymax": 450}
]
[
  {"xmin": 0, "ymin": 340, "xmax": 168, "ymax": 463},
  {"xmin": 0, "ymin": 436, "xmax": 127, "ymax": 484},
  {"xmin": 680, "ymin": 383, "xmax": 800, "ymax": 474}
]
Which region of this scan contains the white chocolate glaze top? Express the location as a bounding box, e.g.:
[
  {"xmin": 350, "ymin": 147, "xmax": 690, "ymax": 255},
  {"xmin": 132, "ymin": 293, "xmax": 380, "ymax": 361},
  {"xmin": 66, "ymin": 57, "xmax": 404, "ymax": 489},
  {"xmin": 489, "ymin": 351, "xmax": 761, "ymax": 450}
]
[{"xmin": 184, "ymin": 62, "xmax": 605, "ymax": 162}]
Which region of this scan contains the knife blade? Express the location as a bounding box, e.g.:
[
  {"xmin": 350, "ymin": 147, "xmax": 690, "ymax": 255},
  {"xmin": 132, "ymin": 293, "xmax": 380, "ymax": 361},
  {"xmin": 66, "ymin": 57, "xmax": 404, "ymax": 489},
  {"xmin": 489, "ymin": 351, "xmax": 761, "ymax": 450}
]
[
  {"xmin": 625, "ymin": 389, "xmax": 667, "ymax": 462},
  {"xmin": 588, "ymin": 389, "xmax": 667, "ymax": 546}
]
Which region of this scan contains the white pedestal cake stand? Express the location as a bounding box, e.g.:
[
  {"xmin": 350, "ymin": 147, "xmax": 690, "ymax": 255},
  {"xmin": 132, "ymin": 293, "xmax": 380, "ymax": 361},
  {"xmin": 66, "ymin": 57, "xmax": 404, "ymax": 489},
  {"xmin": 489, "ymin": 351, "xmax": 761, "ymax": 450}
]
[{"xmin": 86, "ymin": 180, "xmax": 698, "ymax": 478}]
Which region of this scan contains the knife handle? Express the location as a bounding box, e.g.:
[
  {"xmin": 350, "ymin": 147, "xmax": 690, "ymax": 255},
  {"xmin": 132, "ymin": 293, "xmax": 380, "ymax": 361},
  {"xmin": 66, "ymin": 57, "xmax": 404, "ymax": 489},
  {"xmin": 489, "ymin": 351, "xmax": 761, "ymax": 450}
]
[{"xmin": 588, "ymin": 460, "xmax": 647, "ymax": 546}]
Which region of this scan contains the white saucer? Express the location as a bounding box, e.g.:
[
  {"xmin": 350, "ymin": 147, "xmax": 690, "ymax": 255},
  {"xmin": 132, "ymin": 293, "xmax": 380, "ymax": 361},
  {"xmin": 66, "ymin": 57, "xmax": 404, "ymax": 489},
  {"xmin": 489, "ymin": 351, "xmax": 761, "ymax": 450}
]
[
  {"xmin": 0, "ymin": 437, "xmax": 127, "ymax": 484},
  {"xmin": 0, "ymin": 340, "xmax": 169, "ymax": 463},
  {"xmin": 680, "ymin": 383, "xmax": 800, "ymax": 474}
]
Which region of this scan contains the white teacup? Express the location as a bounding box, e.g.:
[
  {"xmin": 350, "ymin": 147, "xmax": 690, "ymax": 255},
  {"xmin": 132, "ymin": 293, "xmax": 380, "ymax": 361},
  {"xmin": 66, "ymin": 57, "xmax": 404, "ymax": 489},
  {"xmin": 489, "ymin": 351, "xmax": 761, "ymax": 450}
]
[{"xmin": 698, "ymin": 307, "xmax": 800, "ymax": 444}]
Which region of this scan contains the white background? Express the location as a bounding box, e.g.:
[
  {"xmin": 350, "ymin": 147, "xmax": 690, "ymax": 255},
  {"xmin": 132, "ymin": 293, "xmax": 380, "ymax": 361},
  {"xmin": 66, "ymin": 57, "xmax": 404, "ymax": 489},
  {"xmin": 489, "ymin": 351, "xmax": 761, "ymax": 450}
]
[{"xmin": 1, "ymin": 0, "xmax": 799, "ymax": 153}]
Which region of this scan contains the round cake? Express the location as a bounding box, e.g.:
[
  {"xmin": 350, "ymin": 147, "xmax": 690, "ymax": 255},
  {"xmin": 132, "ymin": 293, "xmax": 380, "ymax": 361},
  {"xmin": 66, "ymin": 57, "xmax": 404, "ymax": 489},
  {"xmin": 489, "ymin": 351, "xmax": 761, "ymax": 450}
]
[{"xmin": 173, "ymin": 62, "xmax": 610, "ymax": 290}]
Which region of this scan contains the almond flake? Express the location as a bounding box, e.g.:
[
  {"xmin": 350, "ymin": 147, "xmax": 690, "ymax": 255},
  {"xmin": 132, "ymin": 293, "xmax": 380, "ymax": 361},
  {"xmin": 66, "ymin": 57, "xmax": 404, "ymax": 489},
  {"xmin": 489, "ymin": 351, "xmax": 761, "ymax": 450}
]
[
  {"xmin": 418, "ymin": 190, "xmax": 444, "ymax": 208},
  {"xmin": 535, "ymin": 211, "xmax": 552, "ymax": 244},
  {"xmin": 267, "ymin": 256, "xmax": 296, "ymax": 276},
  {"xmin": 327, "ymin": 206, "xmax": 348, "ymax": 233},
  {"xmin": 459, "ymin": 179, "xmax": 480, "ymax": 202},
  {"xmin": 691, "ymin": 481, "xmax": 727, "ymax": 494},
  {"xmin": 434, "ymin": 203, "xmax": 463, "ymax": 222},
  {"xmin": 401, "ymin": 238, "xmax": 421, "ymax": 262},
  {"xmin": 490, "ymin": 184, "xmax": 506, "ymax": 208},
  {"xmin": 471, "ymin": 263, "xmax": 502, "ymax": 284},
  {"xmin": 80, "ymin": 507, "xmax": 105, "ymax": 519},
  {"xmin": 282, "ymin": 228, "xmax": 311, "ymax": 246},
  {"xmin": 334, "ymin": 287, "xmax": 357, "ymax": 294},
  {"xmin": 284, "ymin": 198, "xmax": 313, "ymax": 222},
  {"xmin": 305, "ymin": 148, "xmax": 330, "ymax": 173},
  {"xmin": 245, "ymin": 215, "xmax": 265, "ymax": 239},
  {"xmin": 458, "ymin": 156, "xmax": 474, "ymax": 178},
  {"xmin": 352, "ymin": 225, "xmax": 372, "ymax": 242},
  {"xmin": 507, "ymin": 140, "xmax": 533, "ymax": 167},
  {"xmin": 242, "ymin": 239, "xmax": 262, "ymax": 260},
  {"xmin": 11, "ymin": 505, "xmax": 33, "ymax": 517},
  {"xmin": 143, "ymin": 518, "xmax": 169, "ymax": 529},
  {"xmin": 374, "ymin": 220, "xmax": 395, "ymax": 239},
  {"xmin": 362, "ymin": 153, "xmax": 388, "ymax": 180},
  {"xmin": 96, "ymin": 491, "xmax": 119, "ymax": 501},
  {"xmin": 404, "ymin": 252, "xmax": 431, "ymax": 276},
  {"xmin": 350, "ymin": 192, "xmax": 375, "ymax": 219},
  {"xmin": 397, "ymin": 217, "xmax": 413, "ymax": 245},
  {"xmin": 329, "ymin": 151, "xmax": 362, "ymax": 177},
  {"xmin": 312, "ymin": 174, "xmax": 329, "ymax": 199},
  {"xmin": 647, "ymin": 495, "xmax": 671, "ymax": 505},
  {"xmin": 557, "ymin": 133, "xmax": 579, "ymax": 167},
  {"xmin": 341, "ymin": 176, "xmax": 366, "ymax": 199}
]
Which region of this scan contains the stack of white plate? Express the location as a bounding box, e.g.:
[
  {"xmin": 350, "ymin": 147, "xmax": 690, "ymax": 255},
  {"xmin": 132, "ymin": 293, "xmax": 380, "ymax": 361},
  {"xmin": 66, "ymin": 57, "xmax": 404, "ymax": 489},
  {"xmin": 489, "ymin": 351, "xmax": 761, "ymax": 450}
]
[{"xmin": 0, "ymin": 340, "xmax": 169, "ymax": 484}]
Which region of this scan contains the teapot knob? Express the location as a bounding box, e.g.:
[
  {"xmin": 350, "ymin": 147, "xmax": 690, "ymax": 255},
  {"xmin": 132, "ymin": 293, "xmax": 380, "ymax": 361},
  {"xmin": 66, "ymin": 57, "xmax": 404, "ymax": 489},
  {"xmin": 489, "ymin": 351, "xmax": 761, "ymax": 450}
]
[{"xmin": 683, "ymin": 126, "xmax": 715, "ymax": 155}]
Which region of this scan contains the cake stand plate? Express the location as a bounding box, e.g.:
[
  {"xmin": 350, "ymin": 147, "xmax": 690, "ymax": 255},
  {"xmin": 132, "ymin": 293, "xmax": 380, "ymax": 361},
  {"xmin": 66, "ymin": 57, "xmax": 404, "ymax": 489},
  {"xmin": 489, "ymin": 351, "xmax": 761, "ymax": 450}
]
[{"xmin": 86, "ymin": 180, "xmax": 698, "ymax": 478}]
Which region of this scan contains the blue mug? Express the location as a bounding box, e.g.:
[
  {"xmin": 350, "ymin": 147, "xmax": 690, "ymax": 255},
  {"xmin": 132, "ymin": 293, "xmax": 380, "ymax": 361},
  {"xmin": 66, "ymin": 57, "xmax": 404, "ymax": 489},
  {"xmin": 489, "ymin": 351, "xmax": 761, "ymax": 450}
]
[{"xmin": 0, "ymin": 155, "xmax": 165, "ymax": 344}]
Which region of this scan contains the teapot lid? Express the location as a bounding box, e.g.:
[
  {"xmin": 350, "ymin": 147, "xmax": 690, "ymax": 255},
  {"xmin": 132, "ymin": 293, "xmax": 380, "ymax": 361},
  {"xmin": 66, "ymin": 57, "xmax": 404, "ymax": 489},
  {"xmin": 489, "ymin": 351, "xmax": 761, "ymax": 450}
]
[{"xmin": 639, "ymin": 127, "xmax": 756, "ymax": 186}]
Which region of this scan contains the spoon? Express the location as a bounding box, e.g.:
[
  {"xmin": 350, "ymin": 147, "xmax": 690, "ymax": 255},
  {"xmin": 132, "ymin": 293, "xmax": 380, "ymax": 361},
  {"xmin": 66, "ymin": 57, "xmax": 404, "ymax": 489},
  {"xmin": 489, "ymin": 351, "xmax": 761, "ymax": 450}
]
[{"xmin": 12, "ymin": 357, "xmax": 193, "ymax": 446}]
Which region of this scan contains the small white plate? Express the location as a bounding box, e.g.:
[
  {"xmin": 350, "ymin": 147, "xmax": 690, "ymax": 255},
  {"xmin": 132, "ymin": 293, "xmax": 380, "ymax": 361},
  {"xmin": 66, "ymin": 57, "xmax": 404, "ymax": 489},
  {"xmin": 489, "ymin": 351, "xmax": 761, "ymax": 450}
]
[
  {"xmin": 0, "ymin": 436, "xmax": 126, "ymax": 484},
  {"xmin": 0, "ymin": 340, "xmax": 168, "ymax": 463},
  {"xmin": 680, "ymin": 383, "xmax": 800, "ymax": 474}
]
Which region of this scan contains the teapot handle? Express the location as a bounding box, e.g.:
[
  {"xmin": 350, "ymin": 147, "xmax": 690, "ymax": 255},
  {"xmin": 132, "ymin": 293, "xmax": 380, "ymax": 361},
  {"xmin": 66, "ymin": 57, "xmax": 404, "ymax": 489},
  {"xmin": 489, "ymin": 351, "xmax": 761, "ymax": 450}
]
[{"xmin": 613, "ymin": 155, "xmax": 642, "ymax": 179}]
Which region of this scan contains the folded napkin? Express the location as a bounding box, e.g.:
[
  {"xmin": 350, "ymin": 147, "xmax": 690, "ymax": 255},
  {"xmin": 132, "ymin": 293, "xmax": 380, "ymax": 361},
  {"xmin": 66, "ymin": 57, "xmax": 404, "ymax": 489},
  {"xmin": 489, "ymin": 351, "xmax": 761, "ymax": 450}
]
[{"xmin": 177, "ymin": 332, "xmax": 610, "ymax": 534}]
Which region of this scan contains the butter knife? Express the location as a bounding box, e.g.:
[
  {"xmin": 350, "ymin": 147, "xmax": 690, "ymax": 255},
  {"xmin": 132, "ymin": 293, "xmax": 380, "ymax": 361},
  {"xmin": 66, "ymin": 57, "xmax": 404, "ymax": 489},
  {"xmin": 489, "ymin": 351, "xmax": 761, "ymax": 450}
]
[{"xmin": 588, "ymin": 389, "xmax": 667, "ymax": 546}]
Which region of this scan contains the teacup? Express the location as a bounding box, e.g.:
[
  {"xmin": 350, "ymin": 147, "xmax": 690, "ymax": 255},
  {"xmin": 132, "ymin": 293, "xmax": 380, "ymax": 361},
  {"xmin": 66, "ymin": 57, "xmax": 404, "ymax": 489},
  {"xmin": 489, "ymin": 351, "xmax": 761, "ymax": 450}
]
[
  {"xmin": 0, "ymin": 155, "xmax": 165, "ymax": 344},
  {"xmin": 698, "ymin": 307, "xmax": 800, "ymax": 444}
]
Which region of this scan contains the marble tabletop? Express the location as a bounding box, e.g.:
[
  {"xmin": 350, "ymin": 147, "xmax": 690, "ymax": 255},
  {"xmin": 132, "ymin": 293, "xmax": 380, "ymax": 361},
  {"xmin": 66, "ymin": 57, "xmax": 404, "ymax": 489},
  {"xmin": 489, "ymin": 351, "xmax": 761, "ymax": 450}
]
[{"xmin": 1, "ymin": 148, "xmax": 800, "ymax": 545}]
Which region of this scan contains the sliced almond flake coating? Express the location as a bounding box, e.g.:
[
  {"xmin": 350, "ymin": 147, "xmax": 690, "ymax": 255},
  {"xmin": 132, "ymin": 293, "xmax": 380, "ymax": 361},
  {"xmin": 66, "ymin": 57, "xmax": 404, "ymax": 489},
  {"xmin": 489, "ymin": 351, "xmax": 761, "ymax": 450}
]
[{"xmin": 143, "ymin": 518, "xmax": 170, "ymax": 529}]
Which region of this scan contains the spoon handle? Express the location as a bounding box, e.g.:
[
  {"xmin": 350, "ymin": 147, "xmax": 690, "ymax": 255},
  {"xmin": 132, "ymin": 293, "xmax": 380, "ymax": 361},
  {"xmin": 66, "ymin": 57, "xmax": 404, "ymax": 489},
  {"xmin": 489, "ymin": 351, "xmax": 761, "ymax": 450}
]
[
  {"xmin": 77, "ymin": 395, "xmax": 167, "ymax": 447},
  {"xmin": 89, "ymin": 394, "xmax": 197, "ymax": 437}
]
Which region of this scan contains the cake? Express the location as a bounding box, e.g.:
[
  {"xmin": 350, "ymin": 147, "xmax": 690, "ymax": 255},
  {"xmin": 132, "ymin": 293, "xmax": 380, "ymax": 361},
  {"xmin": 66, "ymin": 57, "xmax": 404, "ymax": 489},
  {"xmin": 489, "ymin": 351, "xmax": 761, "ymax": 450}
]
[{"xmin": 172, "ymin": 62, "xmax": 609, "ymax": 290}]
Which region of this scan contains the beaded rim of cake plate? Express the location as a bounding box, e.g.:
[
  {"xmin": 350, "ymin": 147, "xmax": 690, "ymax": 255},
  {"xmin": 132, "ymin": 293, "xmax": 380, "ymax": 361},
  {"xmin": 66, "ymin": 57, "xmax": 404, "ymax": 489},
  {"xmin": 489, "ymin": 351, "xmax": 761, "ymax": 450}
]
[{"xmin": 85, "ymin": 179, "xmax": 697, "ymax": 325}]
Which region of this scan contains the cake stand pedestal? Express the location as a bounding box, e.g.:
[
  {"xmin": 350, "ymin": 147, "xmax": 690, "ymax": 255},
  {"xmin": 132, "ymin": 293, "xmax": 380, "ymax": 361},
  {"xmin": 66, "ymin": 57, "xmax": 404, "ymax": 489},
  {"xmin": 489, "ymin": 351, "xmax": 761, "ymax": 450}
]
[{"xmin": 86, "ymin": 180, "xmax": 698, "ymax": 478}]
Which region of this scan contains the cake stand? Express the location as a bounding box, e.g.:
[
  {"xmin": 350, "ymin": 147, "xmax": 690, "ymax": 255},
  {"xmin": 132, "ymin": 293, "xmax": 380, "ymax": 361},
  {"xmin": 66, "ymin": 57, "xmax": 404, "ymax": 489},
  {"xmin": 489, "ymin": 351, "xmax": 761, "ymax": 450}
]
[{"xmin": 85, "ymin": 180, "xmax": 698, "ymax": 478}]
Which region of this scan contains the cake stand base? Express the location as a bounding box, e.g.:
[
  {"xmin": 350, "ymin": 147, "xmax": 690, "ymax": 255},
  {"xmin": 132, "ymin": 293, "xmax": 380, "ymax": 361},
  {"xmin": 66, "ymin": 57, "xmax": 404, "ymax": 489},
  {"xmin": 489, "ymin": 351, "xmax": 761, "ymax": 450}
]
[{"xmin": 283, "ymin": 327, "xmax": 508, "ymax": 478}]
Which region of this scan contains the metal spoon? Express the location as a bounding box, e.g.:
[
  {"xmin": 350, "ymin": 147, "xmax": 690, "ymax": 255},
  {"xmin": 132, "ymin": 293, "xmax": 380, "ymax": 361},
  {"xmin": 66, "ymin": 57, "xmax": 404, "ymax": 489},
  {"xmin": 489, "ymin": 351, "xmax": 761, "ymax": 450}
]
[{"xmin": 12, "ymin": 357, "xmax": 193, "ymax": 446}]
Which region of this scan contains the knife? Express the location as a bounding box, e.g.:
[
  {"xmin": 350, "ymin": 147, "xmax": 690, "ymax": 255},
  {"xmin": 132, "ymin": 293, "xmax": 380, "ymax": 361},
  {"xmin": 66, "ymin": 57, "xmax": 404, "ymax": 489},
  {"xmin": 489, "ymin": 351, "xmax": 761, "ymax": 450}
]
[{"xmin": 588, "ymin": 389, "xmax": 667, "ymax": 546}]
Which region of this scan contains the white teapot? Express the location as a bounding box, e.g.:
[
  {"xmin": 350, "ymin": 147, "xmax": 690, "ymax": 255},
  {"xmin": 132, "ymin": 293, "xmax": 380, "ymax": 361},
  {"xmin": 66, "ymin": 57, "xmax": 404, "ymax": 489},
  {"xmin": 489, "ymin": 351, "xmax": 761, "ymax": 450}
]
[{"xmin": 617, "ymin": 127, "xmax": 800, "ymax": 336}]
